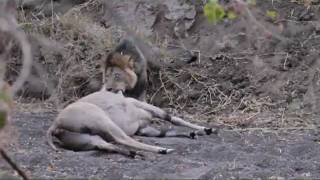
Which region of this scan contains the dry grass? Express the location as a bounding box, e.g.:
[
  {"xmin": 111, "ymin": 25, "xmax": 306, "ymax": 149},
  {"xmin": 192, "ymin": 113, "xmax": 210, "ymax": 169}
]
[
  {"xmin": 15, "ymin": 0, "xmax": 120, "ymax": 107},
  {"xmin": 149, "ymin": 24, "xmax": 316, "ymax": 129},
  {"xmin": 6, "ymin": 0, "xmax": 318, "ymax": 131}
]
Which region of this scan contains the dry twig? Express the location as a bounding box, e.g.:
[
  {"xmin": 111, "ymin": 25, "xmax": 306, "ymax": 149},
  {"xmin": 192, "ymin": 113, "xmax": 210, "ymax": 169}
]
[
  {"xmin": 0, "ymin": 148, "xmax": 29, "ymax": 180},
  {"xmin": 0, "ymin": 1, "xmax": 33, "ymax": 179}
]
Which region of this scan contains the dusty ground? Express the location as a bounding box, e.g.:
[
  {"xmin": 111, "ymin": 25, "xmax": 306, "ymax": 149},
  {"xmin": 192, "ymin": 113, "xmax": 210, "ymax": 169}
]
[
  {"xmin": 1, "ymin": 0, "xmax": 320, "ymax": 179},
  {"xmin": 0, "ymin": 111, "xmax": 320, "ymax": 179}
]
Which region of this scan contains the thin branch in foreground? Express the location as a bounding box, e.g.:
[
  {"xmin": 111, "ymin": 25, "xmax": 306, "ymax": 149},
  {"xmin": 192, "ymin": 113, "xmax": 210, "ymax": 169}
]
[
  {"xmin": 0, "ymin": 1, "xmax": 33, "ymax": 98},
  {"xmin": 0, "ymin": 148, "xmax": 30, "ymax": 180},
  {"xmin": 7, "ymin": 26, "xmax": 33, "ymax": 97}
]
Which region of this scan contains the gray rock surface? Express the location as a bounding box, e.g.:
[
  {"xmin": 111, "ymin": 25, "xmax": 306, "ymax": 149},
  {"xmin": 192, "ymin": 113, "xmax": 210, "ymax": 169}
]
[{"xmin": 0, "ymin": 112, "xmax": 320, "ymax": 179}]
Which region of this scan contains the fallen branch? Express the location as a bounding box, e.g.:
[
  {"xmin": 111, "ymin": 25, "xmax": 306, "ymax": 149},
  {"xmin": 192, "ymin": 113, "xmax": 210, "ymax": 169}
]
[{"xmin": 0, "ymin": 148, "xmax": 29, "ymax": 180}]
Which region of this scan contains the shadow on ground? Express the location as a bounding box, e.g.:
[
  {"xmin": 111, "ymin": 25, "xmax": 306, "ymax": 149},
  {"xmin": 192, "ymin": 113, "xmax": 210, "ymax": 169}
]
[{"xmin": 0, "ymin": 112, "xmax": 320, "ymax": 179}]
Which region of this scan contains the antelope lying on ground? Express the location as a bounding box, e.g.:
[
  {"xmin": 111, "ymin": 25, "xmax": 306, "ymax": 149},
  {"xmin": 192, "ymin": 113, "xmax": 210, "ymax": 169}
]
[{"xmin": 47, "ymin": 89, "xmax": 213, "ymax": 157}]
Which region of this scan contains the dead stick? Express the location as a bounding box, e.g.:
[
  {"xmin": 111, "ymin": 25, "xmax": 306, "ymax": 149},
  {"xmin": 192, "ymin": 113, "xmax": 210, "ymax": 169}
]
[{"xmin": 0, "ymin": 148, "xmax": 29, "ymax": 180}]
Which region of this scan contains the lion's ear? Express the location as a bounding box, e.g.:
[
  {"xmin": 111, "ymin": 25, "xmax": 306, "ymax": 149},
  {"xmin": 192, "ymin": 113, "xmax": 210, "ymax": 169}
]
[
  {"xmin": 127, "ymin": 56, "xmax": 134, "ymax": 69},
  {"xmin": 105, "ymin": 52, "xmax": 115, "ymax": 67}
]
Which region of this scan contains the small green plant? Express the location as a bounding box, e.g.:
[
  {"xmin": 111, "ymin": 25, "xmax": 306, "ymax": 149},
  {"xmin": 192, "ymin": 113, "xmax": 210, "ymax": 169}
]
[
  {"xmin": 0, "ymin": 91, "xmax": 11, "ymax": 105},
  {"xmin": 227, "ymin": 11, "xmax": 237, "ymax": 20},
  {"xmin": 0, "ymin": 111, "xmax": 7, "ymax": 129},
  {"xmin": 204, "ymin": 0, "xmax": 248, "ymax": 23},
  {"xmin": 19, "ymin": 22, "xmax": 33, "ymax": 32},
  {"xmin": 0, "ymin": 89, "xmax": 11, "ymax": 130},
  {"xmin": 248, "ymin": 0, "xmax": 257, "ymax": 6},
  {"xmin": 204, "ymin": 0, "xmax": 225, "ymax": 23},
  {"xmin": 266, "ymin": 10, "xmax": 278, "ymax": 21}
]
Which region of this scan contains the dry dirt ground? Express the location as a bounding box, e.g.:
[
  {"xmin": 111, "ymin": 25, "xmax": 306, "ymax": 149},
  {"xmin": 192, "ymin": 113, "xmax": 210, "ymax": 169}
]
[
  {"xmin": 1, "ymin": 0, "xmax": 320, "ymax": 179},
  {"xmin": 0, "ymin": 111, "xmax": 320, "ymax": 179}
]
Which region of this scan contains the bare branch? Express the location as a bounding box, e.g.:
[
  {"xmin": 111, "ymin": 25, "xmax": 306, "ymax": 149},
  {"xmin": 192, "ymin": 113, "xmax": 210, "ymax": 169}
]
[
  {"xmin": 0, "ymin": 5, "xmax": 33, "ymax": 97},
  {"xmin": 0, "ymin": 148, "xmax": 30, "ymax": 180},
  {"xmin": 9, "ymin": 28, "xmax": 33, "ymax": 96}
]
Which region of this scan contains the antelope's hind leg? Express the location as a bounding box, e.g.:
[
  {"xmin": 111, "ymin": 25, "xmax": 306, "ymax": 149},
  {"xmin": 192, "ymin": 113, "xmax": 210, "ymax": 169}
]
[
  {"xmin": 109, "ymin": 127, "xmax": 175, "ymax": 154},
  {"xmin": 136, "ymin": 126, "xmax": 196, "ymax": 139},
  {"xmin": 89, "ymin": 112, "xmax": 175, "ymax": 154},
  {"xmin": 54, "ymin": 129, "xmax": 137, "ymax": 158}
]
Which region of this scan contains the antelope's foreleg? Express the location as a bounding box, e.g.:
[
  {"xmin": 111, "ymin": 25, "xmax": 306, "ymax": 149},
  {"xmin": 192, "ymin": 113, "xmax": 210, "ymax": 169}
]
[
  {"xmin": 170, "ymin": 116, "xmax": 214, "ymax": 135},
  {"xmin": 136, "ymin": 126, "xmax": 196, "ymax": 139},
  {"xmin": 128, "ymin": 98, "xmax": 213, "ymax": 135}
]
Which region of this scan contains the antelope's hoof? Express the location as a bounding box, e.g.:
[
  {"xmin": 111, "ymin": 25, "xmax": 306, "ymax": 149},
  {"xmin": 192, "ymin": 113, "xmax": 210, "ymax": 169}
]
[
  {"xmin": 134, "ymin": 151, "xmax": 146, "ymax": 159},
  {"xmin": 204, "ymin": 128, "xmax": 213, "ymax": 135},
  {"xmin": 128, "ymin": 151, "xmax": 137, "ymax": 158},
  {"xmin": 166, "ymin": 149, "xmax": 175, "ymax": 154},
  {"xmin": 189, "ymin": 131, "xmax": 197, "ymax": 139},
  {"xmin": 158, "ymin": 148, "xmax": 175, "ymax": 154}
]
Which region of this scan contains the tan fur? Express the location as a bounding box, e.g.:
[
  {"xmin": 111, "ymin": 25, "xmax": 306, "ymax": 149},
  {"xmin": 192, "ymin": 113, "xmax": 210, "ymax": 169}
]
[
  {"xmin": 102, "ymin": 52, "xmax": 137, "ymax": 92},
  {"xmin": 106, "ymin": 53, "xmax": 134, "ymax": 70},
  {"xmin": 102, "ymin": 39, "xmax": 148, "ymax": 101},
  {"xmin": 123, "ymin": 67, "xmax": 138, "ymax": 89},
  {"xmin": 47, "ymin": 89, "xmax": 213, "ymax": 156}
]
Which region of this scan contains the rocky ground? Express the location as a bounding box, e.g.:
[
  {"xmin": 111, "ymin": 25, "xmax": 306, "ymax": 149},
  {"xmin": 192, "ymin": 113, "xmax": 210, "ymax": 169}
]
[{"xmin": 0, "ymin": 112, "xmax": 319, "ymax": 179}]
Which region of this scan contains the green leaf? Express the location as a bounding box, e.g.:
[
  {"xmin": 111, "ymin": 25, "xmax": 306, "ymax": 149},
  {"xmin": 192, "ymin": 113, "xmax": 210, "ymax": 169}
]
[
  {"xmin": 248, "ymin": 0, "xmax": 257, "ymax": 6},
  {"xmin": 19, "ymin": 22, "xmax": 33, "ymax": 31},
  {"xmin": 266, "ymin": 10, "xmax": 278, "ymax": 20},
  {"xmin": 227, "ymin": 11, "xmax": 238, "ymax": 20},
  {"xmin": 204, "ymin": 1, "xmax": 225, "ymax": 23},
  {"xmin": 208, "ymin": 0, "xmax": 218, "ymax": 3},
  {"xmin": 0, "ymin": 111, "xmax": 7, "ymax": 129},
  {"xmin": 0, "ymin": 91, "xmax": 10, "ymax": 104}
]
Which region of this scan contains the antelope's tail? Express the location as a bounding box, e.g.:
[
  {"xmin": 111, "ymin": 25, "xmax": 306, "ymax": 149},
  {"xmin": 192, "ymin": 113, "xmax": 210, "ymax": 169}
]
[{"xmin": 46, "ymin": 123, "xmax": 58, "ymax": 151}]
